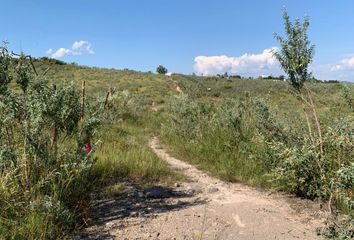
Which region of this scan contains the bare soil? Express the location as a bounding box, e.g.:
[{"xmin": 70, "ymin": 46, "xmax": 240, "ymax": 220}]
[{"xmin": 76, "ymin": 137, "xmax": 326, "ymax": 240}]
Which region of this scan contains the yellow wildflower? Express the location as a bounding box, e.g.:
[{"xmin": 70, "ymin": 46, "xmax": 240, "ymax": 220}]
[{"xmin": 348, "ymin": 189, "xmax": 353, "ymax": 198}]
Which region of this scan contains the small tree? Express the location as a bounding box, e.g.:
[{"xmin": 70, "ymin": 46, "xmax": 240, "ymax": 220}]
[
  {"xmin": 156, "ymin": 65, "xmax": 168, "ymax": 75},
  {"xmin": 274, "ymin": 10, "xmax": 333, "ymax": 219},
  {"xmin": 274, "ymin": 10, "xmax": 315, "ymax": 91},
  {"xmin": 273, "ymin": 10, "xmax": 323, "ymax": 167}
]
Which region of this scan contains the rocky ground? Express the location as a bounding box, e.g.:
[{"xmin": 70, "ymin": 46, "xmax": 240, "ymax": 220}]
[{"xmin": 75, "ymin": 137, "xmax": 327, "ymax": 240}]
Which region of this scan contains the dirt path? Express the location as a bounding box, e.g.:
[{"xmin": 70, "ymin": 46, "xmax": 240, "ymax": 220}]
[
  {"xmin": 78, "ymin": 137, "xmax": 325, "ymax": 240},
  {"xmin": 173, "ymin": 81, "xmax": 183, "ymax": 94},
  {"xmin": 150, "ymin": 78, "xmax": 181, "ymax": 112}
]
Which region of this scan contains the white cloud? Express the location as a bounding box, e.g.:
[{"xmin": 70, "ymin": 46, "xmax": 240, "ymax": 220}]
[
  {"xmin": 193, "ymin": 48, "xmax": 354, "ymax": 81},
  {"xmin": 48, "ymin": 40, "xmax": 94, "ymax": 59},
  {"xmin": 331, "ymin": 56, "xmax": 354, "ymax": 71},
  {"xmin": 309, "ymin": 55, "xmax": 354, "ymax": 82},
  {"xmin": 309, "ymin": 56, "xmax": 354, "ymax": 82},
  {"xmin": 71, "ymin": 40, "xmax": 94, "ymax": 54},
  {"xmin": 46, "ymin": 48, "xmax": 53, "ymax": 54},
  {"xmin": 51, "ymin": 48, "xmax": 71, "ymax": 58},
  {"xmin": 194, "ymin": 47, "xmax": 282, "ymax": 76}
]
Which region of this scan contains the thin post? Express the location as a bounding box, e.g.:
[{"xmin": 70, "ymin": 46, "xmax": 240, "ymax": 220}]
[{"xmin": 104, "ymin": 87, "xmax": 111, "ymax": 110}]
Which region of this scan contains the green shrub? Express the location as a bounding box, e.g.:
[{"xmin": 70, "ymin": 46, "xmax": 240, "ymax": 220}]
[
  {"xmin": 162, "ymin": 92, "xmax": 354, "ymax": 218},
  {"xmin": 319, "ymin": 216, "xmax": 354, "ymax": 240},
  {"xmin": 0, "ymin": 44, "xmax": 100, "ymax": 239},
  {"xmin": 156, "ymin": 65, "xmax": 168, "ymax": 75},
  {"xmin": 162, "ymin": 94, "xmax": 268, "ymax": 185}
]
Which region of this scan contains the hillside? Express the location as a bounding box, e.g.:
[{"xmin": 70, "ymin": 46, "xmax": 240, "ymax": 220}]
[
  {"xmin": 2, "ymin": 56, "xmax": 353, "ymax": 239},
  {"xmin": 3, "ymin": 1, "xmax": 354, "ymax": 239},
  {"xmin": 33, "ymin": 58, "xmax": 174, "ymax": 104},
  {"xmin": 34, "ymin": 58, "xmax": 354, "ymax": 140},
  {"xmin": 34, "ymin": 58, "xmax": 354, "ymax": 116}
]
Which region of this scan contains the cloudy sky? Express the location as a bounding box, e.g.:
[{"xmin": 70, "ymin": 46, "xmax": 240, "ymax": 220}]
[{"xmin": 1, "ymin": 0, "xmax": 354, "ymax": 81}]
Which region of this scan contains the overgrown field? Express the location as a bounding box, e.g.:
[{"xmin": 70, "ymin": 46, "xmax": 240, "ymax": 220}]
[
  {"xmin": 162, "ymin": 75, "xmax": 354, "ymax": 238},
  {"xmin": 33, "ymin": 57, "xmax": 174, "ymax": 104},
  {"xmin": 0, "ymin": 53, "xmax": 178, "ymax": 239},
  {"xmin": 1, "ymin": 53, "xmax": 353, "ymax": 239}
]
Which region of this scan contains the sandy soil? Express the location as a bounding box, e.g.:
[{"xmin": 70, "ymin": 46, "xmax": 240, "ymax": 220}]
[
  {"xmin": 172, "ymin": 79, "xmax": 183, "ymax": 94},
  {"xmin": 76, "ymin": 137, "xmax": 326, "ymax": 240}
]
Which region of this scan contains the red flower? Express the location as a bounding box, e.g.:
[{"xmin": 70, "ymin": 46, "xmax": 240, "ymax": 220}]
[{"xmin": 86, "ymin": 142, "xmax": 92, "ymax": 154}]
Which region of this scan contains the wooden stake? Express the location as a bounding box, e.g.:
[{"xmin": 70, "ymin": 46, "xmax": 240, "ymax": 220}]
[{"xmin": 104, "ymin": 87, "xmax": 111, "ymax": 110}]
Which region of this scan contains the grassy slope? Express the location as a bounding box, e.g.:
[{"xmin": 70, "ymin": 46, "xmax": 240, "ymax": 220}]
[
  {"xmin": 93, "ymin": 112, "xmax": 185, "ymax": 185},
  {"xmin": 33, "ymin": 59, "xmax": 187, "ymax": 184},
  {"xmin": 27, "ymin": 58, "xmax": 354, "ymax": 239},
  {"xmin": 32, "ymin": 59, "xmax": 186, "ymax": 185},
  {"xmin": 34, "ymin": 58, "xmax": 354, "ymax": 186},
  {"xmin": 173, "ymin": 74, "xmax": 354, "ymax": 123},
  {"xmin": 39, "ymin": 63, "xmax": 351, "ymax": 120},
  {"xmin": 164, "ymin": 75, "xmax": 354, "ymax": 186},
  {"xmin": 34, "ymin": 59, "xmax": 354, "ymax": 116},
  {"xmin": 34, "ymin": 60, "xmax": 174, "ymax": 104},
  {"xmin": 2, "ymin": 58, "xmax": 351, "ymax": 239},
  {"xmin": 1, "ymin": 58, "xmax": 186, "ymax": 239}
]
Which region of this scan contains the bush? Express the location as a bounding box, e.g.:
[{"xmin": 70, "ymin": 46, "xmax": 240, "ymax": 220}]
[
  {"xmin": 110, "ymin": 90, "xmax": 146, "ymax": 121},
  {"xmin": 162, "ymin": 92, "xmax": 354, "ymax": 219},
  {"xmin": 0, "ymin": 44, "xmax": 100, "ymax": 239},
  {"xmin": 156, "ymin": 65, "xmax": 168, "ymax": 75},
  {"xmin": 162, "ymin": 94, "xmax": 269, "ymax": 184}
]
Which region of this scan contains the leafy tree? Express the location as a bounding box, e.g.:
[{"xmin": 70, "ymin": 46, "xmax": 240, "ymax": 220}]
[
  {"xmin": 156, "ymin": 65, "xmax": 168, "ymax": 75},
  {"xmin": 274, "ymin": 10, "xmax": 315, "ymax": 91},
  {"xmin": 273, "ymin": 10, "xmax": 324, "ymax": 177},
  {"xmin": 273, "ymin": 10, "xmax": 323, "ymax": 157}
]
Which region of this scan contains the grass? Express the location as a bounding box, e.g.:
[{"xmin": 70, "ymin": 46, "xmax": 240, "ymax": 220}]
[
  {"xmin": 0, "ymin": 57, "xmax": 185, "ymax": 239},
  {"xmin": 33, "ymin": 59, "xmax": 175, "ymax": 104},
  {"xmin": 161, "ymin": 134, "xmax": 267, "ymax": 187},
  {"xmin": 159, "ymin": 80, "xmax": 354, "ymax": 236},
  {"xmin": 32, "ymin": 59, "xmax": 354, "ymax": 190},
  {"xmin": 173, "ymin": 74, "xmax": 354, "ymax": 121},
  {"xmin": 92, "ymin": 112, "xmax": 184, "ymax": 185},
  {"xmin": 3, "ymin": 57, "xmax": 352, "ymax": 239},
  {"xmin": 33, "ymin": 58, "xmax": 185, "ymax": 185},
  {"xmin": 159, "ymin": 95, "xmax": 270, "ymax": 187},
  {"xmin": 33, "ymin": 59, "xmax": 354, "ymax": 188}
]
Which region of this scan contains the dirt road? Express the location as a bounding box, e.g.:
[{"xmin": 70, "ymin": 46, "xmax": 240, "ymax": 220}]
[{"xmin": 78, "ymin": 137, "xmax": 324, "ymax": 240}]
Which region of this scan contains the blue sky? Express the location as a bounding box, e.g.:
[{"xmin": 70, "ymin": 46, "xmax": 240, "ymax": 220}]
[{"xmin": 2, "ymin": 0, "xmax": 354, "ymax": 81}]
